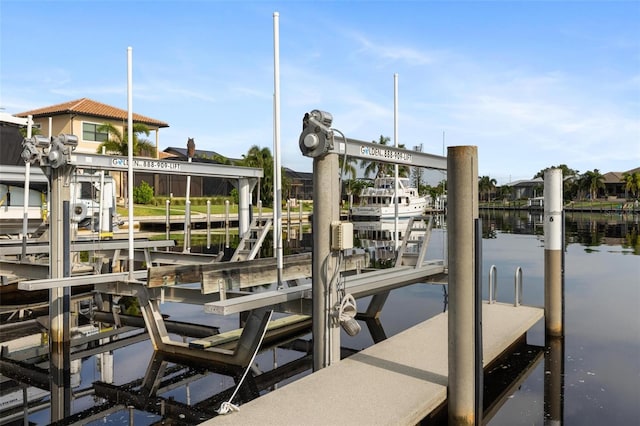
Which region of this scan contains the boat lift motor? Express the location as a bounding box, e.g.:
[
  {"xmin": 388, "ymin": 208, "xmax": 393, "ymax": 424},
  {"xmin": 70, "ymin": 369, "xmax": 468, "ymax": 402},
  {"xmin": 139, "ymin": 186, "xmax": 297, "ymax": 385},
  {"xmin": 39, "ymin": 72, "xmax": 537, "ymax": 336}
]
[{"xmin": 299, "ymin": 109, "xmax": 334, "ymax": 158}]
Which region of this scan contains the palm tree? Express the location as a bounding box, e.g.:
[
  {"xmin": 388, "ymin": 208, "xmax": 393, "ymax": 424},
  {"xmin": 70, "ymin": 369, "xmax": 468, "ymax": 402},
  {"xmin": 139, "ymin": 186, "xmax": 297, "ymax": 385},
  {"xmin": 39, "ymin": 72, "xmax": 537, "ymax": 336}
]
[
  {"xmin": 339, "ymin": 154, "xmax": 359, "ymax": 203},
  {"xmin": 240, "ymin": 145, "xmax": 274, "ymax": 207},
  {"xmin": 499, "ymin": 185, "xmax": 513, "ymax": 201},
  {"xmin": 19, "ymin": 126, "xmax": 42, "ymax": 138},
  {"xmin": 339, "ymin": 155, "xmax": 357, "ymax": 181},
  {"xmin": 95, "ymin": 122, "xmax": 155, "ymax": 156},
  {"xmin": 622, "ymin": 171, "xmax": 640, "ymax": 199},
  {"xmin": 360, "ymin": 135, "xmax": 410, "ymax": 178},
  {"xmin": 478, "ymin": 176, "xmax": 497, "ymax": 202},
  {"xmin": 579, "ymin": 169, "xmax": 605, "ymax": 200}
]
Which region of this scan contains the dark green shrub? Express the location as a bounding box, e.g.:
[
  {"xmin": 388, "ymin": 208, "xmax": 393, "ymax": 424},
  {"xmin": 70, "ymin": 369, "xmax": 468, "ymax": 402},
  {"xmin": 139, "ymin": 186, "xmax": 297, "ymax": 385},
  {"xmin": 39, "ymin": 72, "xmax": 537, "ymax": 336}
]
[{"xmin": 133, "ymin": 181, "xmax": 154, "ymax": 204}]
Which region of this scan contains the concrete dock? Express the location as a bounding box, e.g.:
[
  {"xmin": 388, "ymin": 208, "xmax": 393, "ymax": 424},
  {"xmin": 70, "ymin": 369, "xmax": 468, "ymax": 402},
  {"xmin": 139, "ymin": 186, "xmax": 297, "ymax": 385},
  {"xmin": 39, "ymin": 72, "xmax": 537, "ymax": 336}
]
[{"xmin": 205, "ymin": 302, "xmax": 543, "ymax": 425}]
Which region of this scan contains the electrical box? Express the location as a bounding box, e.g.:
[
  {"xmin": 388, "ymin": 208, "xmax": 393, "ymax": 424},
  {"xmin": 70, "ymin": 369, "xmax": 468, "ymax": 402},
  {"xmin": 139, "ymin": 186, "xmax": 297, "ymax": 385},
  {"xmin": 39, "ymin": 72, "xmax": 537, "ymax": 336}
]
[{"xmin": 331, "ymin": 221, "xmax": 354, "ymax": 251}]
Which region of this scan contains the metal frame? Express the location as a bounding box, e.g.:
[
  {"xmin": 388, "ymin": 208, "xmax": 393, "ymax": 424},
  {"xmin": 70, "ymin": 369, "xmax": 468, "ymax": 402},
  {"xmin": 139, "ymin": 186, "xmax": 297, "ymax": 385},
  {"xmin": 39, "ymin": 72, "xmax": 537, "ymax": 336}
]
[
  {"xmin": 331, "ymin": 135, "xmax": 447, "ymax": 170},
  {"xmin": 68, "ymin": 152, "xmax": 263, "ymax": 179}
]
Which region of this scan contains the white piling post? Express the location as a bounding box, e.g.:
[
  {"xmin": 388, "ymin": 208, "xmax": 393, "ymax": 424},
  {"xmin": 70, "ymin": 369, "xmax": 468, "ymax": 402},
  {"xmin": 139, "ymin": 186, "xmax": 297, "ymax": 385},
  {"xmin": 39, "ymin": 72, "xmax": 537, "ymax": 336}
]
[{"xmin": 544, "ymin": 168, "xmax": 564, "ymax": 337}]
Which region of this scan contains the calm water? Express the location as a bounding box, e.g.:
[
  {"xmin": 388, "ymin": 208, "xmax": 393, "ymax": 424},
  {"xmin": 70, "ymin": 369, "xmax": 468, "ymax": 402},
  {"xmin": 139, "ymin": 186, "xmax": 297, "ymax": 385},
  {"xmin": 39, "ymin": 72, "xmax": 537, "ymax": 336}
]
[
  {"xmin": 482, "ymin": 211, "xmax": 640, "ymax": 425},
  {"xmin": 2, "ymin": 211, "xmax": 638, "ymax": 425}
]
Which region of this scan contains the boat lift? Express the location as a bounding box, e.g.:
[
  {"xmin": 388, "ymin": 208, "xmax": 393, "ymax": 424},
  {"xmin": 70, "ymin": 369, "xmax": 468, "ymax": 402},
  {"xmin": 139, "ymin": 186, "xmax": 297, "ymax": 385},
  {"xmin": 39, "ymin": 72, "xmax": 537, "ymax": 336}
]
[
  {"xmin": 298, "ymin": 109, "xmax": 447, "ymax": 371},
  {"xmin": 17, "ymin": 133, "xmax": 264, "ymax": 327}
]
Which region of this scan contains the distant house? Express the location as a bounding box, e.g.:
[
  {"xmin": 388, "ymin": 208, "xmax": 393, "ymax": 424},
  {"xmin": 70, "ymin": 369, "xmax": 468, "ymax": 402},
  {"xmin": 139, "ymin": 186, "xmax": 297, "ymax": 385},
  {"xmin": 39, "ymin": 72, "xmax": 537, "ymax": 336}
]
[
  {"xmin": 153, "ymin": 147, "xmax": 241, "ymax": 197},
  {"xmin": 11, "ymin": 98, "xmax": 315, "ymax": 201},
  {"xmin": 158, "ymin": 148, "xmax": 314, "ymax": 200},
  {"xmin": 603, "ymin": 167, "xmax": 640, "ymax": 199},
  {"xmin": 15, "ymin": 99, "xmax": 170, "ymax": 200},
  {"xmin": 602, "ymin": 172, "xmax": 626, "ymax": 199},
  {"xmin": 284, "ymin": 167, "xmax": 313, "ymax": 201},
  {"xmin": 508, "ymin": 178, "xmax": 544, "ymax": 200},
  {"xmin": 16, "ymin": 98, "xmax": 169, "ymax": 157}
]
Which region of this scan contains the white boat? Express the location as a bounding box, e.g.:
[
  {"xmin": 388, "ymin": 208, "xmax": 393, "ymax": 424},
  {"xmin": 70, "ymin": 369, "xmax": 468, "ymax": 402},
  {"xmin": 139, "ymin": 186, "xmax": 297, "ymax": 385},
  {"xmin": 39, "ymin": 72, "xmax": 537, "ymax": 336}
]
[
  {"xmin": 0, "ymin": 166, "xmax": 49, "ymax": 237},
  {"xmin": 353, "ymin": 218, "xmax": 429, "ymax": 265},
  {"xmin": 350, "ymin": 177, "xmax": 430, "ymax": 220},
  {"xmin": 0, "ymin": 165, "xmax": 119, "ymax": 238}
]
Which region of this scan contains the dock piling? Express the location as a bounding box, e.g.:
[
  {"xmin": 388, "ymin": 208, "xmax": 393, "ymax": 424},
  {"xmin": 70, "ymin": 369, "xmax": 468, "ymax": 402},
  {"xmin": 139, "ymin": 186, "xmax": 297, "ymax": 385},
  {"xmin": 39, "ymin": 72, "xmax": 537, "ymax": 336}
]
[
  {"xmin": 544, "ymin": 168, "xmax": 563, "ymax": 337},
  {"xmin": 447, "ymin": 145, "xmax": 479, "ymax": 426},
  {"xmin": 312, "ymin": 151, "xmax": 341, "ymax": 370}
]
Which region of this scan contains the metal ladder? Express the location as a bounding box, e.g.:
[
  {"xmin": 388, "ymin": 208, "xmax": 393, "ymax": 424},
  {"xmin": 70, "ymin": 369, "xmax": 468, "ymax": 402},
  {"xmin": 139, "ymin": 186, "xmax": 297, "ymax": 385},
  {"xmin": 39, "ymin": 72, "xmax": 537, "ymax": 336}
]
[
  {"xmin": 229, "ymin": 217, "xmax": 273, "ymax": 262},
  {"xmin": 395, "ymin": 215, "xmax": 434, "ymax": 267}
]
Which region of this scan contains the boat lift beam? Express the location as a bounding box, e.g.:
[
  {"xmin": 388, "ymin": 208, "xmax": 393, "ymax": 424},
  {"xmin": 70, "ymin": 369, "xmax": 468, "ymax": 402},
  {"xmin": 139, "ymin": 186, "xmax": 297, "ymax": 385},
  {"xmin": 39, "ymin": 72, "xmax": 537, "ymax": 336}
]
[
  {"xmin": 67, "ymin": 152, "xmax": 263, "ymax": 179},
  {"xmin": 66, "ymin": 152, "xmax": 262, "ymax": 236},
  {"xmin": 331, "ymin": 135, "xmax": 447, "ymax": 170}
]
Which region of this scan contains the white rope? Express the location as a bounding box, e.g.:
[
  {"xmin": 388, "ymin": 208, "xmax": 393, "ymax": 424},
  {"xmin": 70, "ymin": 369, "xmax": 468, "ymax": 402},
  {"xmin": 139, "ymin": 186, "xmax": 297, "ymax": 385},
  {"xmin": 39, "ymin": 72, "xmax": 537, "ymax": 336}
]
[
  {"xmin": 337, "ymin": 293, "xmax": 360, "ymax": 336},
  {"xmin": 337, "ymin": 293, "xmax": 357, "ymax": 322},
  {"xmin": 216, "ymin": 310, "xmax": 274, "ymax": 415}
]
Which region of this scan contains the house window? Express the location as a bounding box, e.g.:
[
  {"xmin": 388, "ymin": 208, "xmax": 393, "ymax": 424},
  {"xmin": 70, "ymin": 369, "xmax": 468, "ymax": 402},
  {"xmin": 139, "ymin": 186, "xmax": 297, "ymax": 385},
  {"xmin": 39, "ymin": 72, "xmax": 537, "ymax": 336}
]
[{"xmin": 82, "ymin": 122, "xmax": 108, "ymax": 142}]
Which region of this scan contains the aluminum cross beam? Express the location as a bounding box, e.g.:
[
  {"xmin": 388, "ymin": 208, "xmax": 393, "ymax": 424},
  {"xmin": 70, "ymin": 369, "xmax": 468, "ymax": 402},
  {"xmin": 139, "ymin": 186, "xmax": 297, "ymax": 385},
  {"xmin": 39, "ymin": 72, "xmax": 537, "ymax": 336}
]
[
  {"xmin": 332, "ymin": 135, "xmax": 447, "ymax": 170},
  {"xmin": 68, "ymin": 152, "xmax": 263, "ymax": 179}
]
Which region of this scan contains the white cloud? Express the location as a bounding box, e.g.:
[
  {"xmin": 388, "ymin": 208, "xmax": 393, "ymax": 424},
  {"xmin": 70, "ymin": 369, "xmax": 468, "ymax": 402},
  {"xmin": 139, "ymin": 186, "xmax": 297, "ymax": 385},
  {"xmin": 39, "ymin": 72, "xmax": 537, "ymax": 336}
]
[{"xmin": 350, "ymin": 32, "xmax": 435, "ymax": 66}]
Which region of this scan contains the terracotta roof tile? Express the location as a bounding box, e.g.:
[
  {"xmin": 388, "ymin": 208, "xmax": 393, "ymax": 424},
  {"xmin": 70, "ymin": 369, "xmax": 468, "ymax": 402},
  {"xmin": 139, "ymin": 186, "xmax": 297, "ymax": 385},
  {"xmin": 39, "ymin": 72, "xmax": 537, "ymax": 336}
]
[{"xmin": 16, "ymin": 98, "xmax": 169, "ymax": 128}]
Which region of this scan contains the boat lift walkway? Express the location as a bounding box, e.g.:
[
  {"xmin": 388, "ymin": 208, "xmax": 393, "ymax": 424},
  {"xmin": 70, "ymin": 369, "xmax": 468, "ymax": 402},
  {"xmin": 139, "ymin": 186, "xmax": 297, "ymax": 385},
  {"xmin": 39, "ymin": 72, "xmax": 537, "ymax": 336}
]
[{"xmin": 206, "ymin": 302, "xmax": 543, "ymax": 425}]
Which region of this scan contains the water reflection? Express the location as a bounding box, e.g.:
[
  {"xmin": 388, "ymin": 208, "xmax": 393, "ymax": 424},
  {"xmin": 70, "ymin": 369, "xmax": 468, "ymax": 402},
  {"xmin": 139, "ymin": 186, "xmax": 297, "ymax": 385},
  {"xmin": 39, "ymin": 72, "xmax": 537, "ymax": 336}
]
[
  {"xmin": 1, "ymin": 211, "xmax": 637, "ymax": 424},
  {"xmin": 480, "ymin": 209, "xmax": 639, "ymax": 254},
  {"xmin": 544, "ymin": 335, "xmax": 565, "ymax": 425}
]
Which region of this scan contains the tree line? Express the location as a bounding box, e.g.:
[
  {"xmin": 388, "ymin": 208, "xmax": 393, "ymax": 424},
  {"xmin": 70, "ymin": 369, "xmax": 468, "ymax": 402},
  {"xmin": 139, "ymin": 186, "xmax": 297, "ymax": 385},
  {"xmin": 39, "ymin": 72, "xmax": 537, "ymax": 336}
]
[{"xmin": 479, "ymin": 165, "xmax": 640, "ymax": 202}]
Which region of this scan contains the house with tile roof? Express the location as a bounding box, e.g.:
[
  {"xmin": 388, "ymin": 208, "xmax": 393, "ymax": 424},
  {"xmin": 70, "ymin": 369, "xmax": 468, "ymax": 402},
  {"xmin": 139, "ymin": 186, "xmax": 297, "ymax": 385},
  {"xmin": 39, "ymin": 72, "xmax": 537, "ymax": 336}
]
[
  {"xmin": 603, "ymin": 167, "xmax": 640, "ymax": 199},
  {"xmin": 16, "ymin": 98, "xmax": 169, "ymax": 157}
]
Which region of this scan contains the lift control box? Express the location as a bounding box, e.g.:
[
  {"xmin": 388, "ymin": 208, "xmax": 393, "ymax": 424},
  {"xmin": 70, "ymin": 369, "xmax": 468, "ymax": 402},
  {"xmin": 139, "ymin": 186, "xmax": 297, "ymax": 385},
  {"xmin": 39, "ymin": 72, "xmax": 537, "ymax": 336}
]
[{"xmin": 331, "ymin": 221, "xmax": 354, "ymax": 251}]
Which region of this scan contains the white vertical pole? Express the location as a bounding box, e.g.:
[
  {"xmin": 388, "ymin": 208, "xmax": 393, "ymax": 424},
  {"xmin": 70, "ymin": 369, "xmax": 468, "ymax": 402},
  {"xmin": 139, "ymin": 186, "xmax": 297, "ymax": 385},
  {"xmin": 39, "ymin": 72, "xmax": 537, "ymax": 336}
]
[
  {"xmin": 225, "ymin": 199, "xmax": 230, "ymax": 248},
  {"xmin": 206, "ymin": 199, "xmax": 211, "ymax": 249},
  {"xmin": 22, "ymin": 115, "xmax": 33, "ymax": 241},
  {"xmin": 99, "ymin": 147, "xmax": 106, "ymax": 235},
  {"xmin": 544, "ymin": 168, "xmax": 563, "ymax": 337},
  {"xmin": 184, "ymin": 157, "xmax": 192, "ymax": 253},
  {"xmin": 393, "ymin": 73, "xmax": 399, "ymax": 248},
  {"xmin": 273, "ymin": 11, "xmax": 283, "ymax": 286},
  {"xmin": 127, "ymin": 46, "xmax": 134, "ymax": 279}
]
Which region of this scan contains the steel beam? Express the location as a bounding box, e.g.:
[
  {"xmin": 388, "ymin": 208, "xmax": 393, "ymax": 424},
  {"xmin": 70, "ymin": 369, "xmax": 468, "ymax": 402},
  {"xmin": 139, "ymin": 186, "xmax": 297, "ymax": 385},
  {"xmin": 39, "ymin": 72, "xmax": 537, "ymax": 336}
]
[
  {"xmin": 18, "ymin": 270, "xmax": 147, "ymax": 290},
  {"xmin": 0, "ymin": 261, "xmax": 49, "ymax": 279},
  {"xmin": 204, "ymin": 262, "xmax": 446, "ymax": 315},
  {"xmin": 0, "ymin": 239, "xmax": 175, "ymax": 256},
  {"xmin": 332, "ymin": 135, "xmax": 447, "ymax": 170},
  {"xmin": 68, "ymin": 152, "xmax": 263, "ymax": 179}
]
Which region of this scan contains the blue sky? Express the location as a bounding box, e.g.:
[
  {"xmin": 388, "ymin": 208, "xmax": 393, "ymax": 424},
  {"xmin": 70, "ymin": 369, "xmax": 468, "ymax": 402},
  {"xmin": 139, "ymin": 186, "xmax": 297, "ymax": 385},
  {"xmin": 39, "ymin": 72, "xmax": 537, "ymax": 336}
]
[{"xmin": 1, "ymin": 0, "xmax": 638, "ymax": 184}]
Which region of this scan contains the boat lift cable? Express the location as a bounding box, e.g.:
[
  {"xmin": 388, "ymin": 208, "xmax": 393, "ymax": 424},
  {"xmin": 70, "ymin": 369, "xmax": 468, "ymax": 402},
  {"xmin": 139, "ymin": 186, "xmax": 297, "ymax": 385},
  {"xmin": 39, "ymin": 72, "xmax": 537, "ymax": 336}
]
[
  {"xmin": 216, "ymin": 309, "xmax": 274, "ymax": 415},
  {"xmin": 332, "ymin": 128, "xmax": 349, "ymax": 187},
  {"xmin": 329, "ymin": 127, "xmax": 360, "ymax": 337}
]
